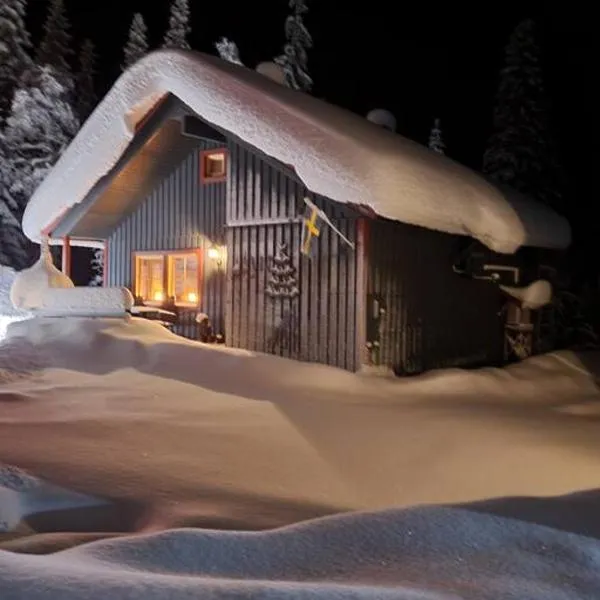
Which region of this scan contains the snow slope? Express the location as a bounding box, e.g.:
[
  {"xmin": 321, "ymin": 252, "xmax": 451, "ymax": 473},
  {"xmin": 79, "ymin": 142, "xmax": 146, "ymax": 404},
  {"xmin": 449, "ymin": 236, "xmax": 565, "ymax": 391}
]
[
  {"xmin": 22, "ymin": 50, "xmax": 570, "ymax": 253},
  {"xmin": 1, "ymin": 317, "xmax": 600, "ymax": 597},
  {"xmin": 4, "ymin": 501, "xmax": 600, "ymax": 599}
]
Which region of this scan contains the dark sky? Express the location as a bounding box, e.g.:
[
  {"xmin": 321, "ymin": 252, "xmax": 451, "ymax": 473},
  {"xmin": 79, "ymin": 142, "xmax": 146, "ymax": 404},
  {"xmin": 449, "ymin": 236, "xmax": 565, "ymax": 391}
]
[{"xmin": 28, "ymin": 1, "xmax": 590, "ymax": 204}]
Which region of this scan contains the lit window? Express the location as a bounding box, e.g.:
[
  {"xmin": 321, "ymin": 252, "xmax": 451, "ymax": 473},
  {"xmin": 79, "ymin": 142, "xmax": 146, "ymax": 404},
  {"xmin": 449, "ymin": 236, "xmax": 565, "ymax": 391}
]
[
  {"xmin": 201, "ymin": 149, "xmax": 227, "ymax": 183},
  {"xmin": 168, "ymin": 253, "xmax": 199, "ymax": 306},
  {"xmin": 135, "ymin": 255, "xmax": 165, "ymax": 304},
  {"xmin": 134, "ymin": 251, "xmax": 201, "ymax": 307}
]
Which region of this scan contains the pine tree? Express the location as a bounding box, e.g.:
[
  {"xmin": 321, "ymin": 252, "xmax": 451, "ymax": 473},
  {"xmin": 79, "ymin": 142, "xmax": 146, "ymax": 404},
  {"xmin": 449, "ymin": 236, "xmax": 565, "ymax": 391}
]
[
  {"xmin": 215, "ymin": 37, "xmax": 243, "ymax": 65},
  {"xmin": 122, "ymin": 13, "xmax": 149, "ymax": 71},
  {"xmin": 0, "ymin": 0, "xmax": 32, "ymax": 124},
  {"xmin": 274, "ymin": 0, "xmax": 313, "ymax": 92},
  {"xmin": 75, "ymin": 38, "xmax": 97, "ymax": 122},
  {"xmin": 428, "ymin": 118, "xmax": 445, "ymax": 154},
  {"xmin": 35, "ymin": 0, "xmax": 72, "ymax": 80},
  {"xmin": 0, "ymin": 66, "xmax": 79, "ymax": 270},
  {"xmin": 483, "ymin": 19, "xmax": 564, "ymax": 211},
  {"xmin": 89, "ymin": 248, "xmax": 104, "ymax": 286},
  {"xmin": 162, "ymin": 0, "xmax": 191, "ymax": 51}
]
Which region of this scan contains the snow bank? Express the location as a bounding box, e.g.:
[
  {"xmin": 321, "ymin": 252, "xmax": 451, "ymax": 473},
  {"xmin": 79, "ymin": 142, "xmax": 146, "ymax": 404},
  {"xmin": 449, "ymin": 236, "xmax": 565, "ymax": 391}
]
[
  {"xmin": 2, "ymin": 502, "xmax": 600, "ymax": 599},
  {"xmin": 30, "ymin": 287, "xmax": 134, "ymax": 318},
  {"xmin": 23, "ymin": 50, "xmax": 570, "ymax": 253},
  {"xmin": 0, "ymin": 266, "xmax": 28, "ymax": 340}
]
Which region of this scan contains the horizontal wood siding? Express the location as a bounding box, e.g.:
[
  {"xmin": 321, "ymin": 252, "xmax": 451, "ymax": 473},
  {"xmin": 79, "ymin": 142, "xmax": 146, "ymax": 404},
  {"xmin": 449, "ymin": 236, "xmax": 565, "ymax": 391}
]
[
  {"xmin": 368, "ymin": 220, "xmax": 505, "ymax": 373},
  {"xmin": 225, "ymin": 142, "xmax": 360, "ymax": 370},
  {"xmin": 107, "ymin": 141, "xmax": 226, "ymax": 339}
]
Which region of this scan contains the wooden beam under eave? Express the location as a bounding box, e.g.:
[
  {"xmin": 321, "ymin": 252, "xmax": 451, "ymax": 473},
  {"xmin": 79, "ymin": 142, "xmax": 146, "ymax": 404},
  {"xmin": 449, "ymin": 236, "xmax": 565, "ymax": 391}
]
[{"xmin": 62, "ymin": 236, "xmax": 72, "ymax": 277}]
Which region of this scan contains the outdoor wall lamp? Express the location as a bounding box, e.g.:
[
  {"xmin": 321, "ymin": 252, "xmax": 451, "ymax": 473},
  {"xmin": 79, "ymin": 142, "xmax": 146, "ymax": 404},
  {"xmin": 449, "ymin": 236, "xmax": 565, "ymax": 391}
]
[{"xmin": 207, "ymin": 245, "xmax": 223, "ymax": 268}]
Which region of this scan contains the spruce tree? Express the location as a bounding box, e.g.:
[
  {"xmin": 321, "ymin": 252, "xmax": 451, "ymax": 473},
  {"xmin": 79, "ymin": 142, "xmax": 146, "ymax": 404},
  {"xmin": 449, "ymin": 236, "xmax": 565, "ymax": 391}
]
[
  {"xmin": 75, "ymin": 38, "xmax": 97, "ymax": 122},
  {"xmin": 35, "ymin": 0, "xmax": 72, "ymax": 80},
  {"xmin": 162, "ymin": 0, "xmax": 191, "ymax": 51},
  {"xmin": 122, "ymin": 13, "xmax": 149, "ymax": 71},
  {"xmin": 428, "ymin": 118, "xmax": 445, "ymax": 154},
  {"xmin": 0, "ymin": 0, "xmax": 32, "ymax": 124},
  {"xmin": 0, "ymin": 66, "xmax": 79, "ymax": 270},
  {"xmin": 483, "ymin": 19, "xmax": 564, "ymax": 211},
  {"xmin": 215, "ymin": 37, "xmax": 243, "ymax": 65},
  {"xmin": 274, "ymin": 0, "xmax": 313, "ymax": 92}
]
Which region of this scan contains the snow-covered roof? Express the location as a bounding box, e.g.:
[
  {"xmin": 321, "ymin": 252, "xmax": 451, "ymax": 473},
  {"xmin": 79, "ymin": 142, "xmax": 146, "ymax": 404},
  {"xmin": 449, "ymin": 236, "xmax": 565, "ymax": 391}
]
[{"xmin": 22, "ymin": 50, "xmax": 571, "ymax": 254}]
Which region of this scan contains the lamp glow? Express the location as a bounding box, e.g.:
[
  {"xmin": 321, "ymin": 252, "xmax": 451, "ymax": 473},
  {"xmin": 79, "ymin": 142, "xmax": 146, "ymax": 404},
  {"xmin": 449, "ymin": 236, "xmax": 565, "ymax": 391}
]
[
  {"xmin": 187, "ymin": 292, "xmax": 198, "ymax": 303},
  {"xmin": 207, "ymin": 247, "xmax": 220, "ymax": 261},
  {"xmin": 153, "ymin": 291, "xmax": 165, "ymax": 302}
]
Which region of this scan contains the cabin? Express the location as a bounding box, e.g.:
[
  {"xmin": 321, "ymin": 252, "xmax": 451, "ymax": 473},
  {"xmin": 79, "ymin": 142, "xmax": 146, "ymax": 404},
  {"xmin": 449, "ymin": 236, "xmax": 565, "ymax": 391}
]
[{"xmin": 23, "ymin": 50, "xmax": 571, "ymax": 374}]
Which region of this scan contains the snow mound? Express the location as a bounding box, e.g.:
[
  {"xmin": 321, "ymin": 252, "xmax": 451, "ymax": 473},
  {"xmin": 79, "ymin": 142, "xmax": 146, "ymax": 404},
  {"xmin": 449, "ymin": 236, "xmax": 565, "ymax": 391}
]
[
  {"xmin": 10, "ymin": 242, "xmax": 73, "ymax": 312},
  {"xmin": 23, "ymin": 50, "xmax": 570, "ymax": 253},
  {"xmin": 2, "ymin": 503, "xmax": 600, "ymax": 598},
  {"xmin": 33, "ymin": 286, "xmax": 134, "ymax": 317}
]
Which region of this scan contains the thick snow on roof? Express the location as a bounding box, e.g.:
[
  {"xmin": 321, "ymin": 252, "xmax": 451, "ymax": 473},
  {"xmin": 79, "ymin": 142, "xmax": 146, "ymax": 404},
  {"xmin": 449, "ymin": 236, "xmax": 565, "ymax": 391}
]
[{"xmin": 23, "ymin": 50, "xmax": 570, "ymax": 253}]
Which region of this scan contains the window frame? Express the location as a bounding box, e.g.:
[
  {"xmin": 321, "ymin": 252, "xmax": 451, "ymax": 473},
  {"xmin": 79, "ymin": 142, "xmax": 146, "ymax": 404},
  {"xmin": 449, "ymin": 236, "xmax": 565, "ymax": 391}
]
[
  {"xmin": 200, "ymin": 148, "xmax": 228, "ymax": 184},
  {"xmin": 132, "ymin": 249, "xmax": 203, "ymax": 308}
]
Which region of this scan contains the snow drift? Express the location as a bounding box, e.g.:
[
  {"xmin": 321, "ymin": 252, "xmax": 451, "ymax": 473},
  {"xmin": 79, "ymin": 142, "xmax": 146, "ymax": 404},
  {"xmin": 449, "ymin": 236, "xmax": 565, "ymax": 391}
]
[
  {"xmin": 4, "ymin": 499, "xmax": 600, "ymax": 599},
  {"xmin": 23, "ymin": 50, "xmax": 570, "ymax": 254},
  {"xmin": 2, "ymin": 317, "xmax": 600, "ymax": 598}
]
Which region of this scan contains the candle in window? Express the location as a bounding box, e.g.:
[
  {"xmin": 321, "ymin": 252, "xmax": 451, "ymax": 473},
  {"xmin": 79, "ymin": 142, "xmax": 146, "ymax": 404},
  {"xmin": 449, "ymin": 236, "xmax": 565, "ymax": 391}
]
[{"xmin": 153, "ymin": 291, "xmax": 165, "ymax": 302}]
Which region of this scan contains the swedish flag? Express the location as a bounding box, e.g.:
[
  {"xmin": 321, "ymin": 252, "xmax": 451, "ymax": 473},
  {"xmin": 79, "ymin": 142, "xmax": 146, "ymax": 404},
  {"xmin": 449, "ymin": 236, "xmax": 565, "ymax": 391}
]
[{"xmin": 301, "ymin": 202, "xmax": 322, "ymax": 257}]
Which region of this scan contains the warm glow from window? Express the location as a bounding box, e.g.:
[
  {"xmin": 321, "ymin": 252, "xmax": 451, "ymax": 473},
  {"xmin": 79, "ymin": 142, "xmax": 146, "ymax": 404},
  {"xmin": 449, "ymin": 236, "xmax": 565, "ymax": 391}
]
[
  {"xmin": 168, "ymin": 253, "xmax": 199, "ymax": 306},
  {"xmin": 201, "ymin": 150, "xmax": 227, "ymax": 182},
  {"xmin": 135, "ymin": 255, "xmax": 165, "ymax": 305}
]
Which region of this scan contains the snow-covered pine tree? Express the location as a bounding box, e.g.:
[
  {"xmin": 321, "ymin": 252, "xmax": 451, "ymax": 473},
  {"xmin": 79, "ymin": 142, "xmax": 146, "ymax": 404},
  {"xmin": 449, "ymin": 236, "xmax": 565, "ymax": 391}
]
[
  {"xmin": 75, "ymin": 38, "xmax": 97, "ymax": 122},
  {"xmin": 162, "ymin": 0, "xmax": 191, "ymax": 51},
  {"xmin": 122, "ymin": 13, "xmax": 149, "ymax": 71},
  {"xmin": 89, "ymin": 247, "xmax": 104, "ymax": 286},
  {"xmin": 35, "ymin": 0, "xmax": 72, "ymax": 81},
  {"xmin": 483, "ymin": 18, "xmax": 564, "ymax": 211},
  {"xmin": 215, "ymin": 37, "xmax": 243, "ymax": 65},
  {"xmin": 0, "ymin": 65, "xmax": 79, "ymax": 271},
  {"xmin": 428, "ymin": 118, "xmax": 445, "ymax": 154},
  {"xmin": 274, "ymin": 0, "xmax": 313, "ymax": 92},
  {"xmin": 0, "ymin": 0, "xmax": 32, "ymax": 125}
]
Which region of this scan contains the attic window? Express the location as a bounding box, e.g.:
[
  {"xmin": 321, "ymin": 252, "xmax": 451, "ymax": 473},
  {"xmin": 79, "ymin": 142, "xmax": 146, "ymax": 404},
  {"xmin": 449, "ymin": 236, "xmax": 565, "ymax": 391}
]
[{"xmin": 201, "ymin": 149, "xmax": 227, "ymax": 183}]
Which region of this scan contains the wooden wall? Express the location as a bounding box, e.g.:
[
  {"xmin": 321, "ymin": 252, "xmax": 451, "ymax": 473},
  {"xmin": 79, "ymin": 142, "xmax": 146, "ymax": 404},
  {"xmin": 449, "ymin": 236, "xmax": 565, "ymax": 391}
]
[
  {"xmin": 224, "ymin": 142, "xmax": 362, "ymax": 371},
  {"xmin": 367, "ymin": 219, "xmax": 505, "ymax": 374},
  {"xmin": 106, "ymin": 141, "xmax": 227, "ymax": 339}
]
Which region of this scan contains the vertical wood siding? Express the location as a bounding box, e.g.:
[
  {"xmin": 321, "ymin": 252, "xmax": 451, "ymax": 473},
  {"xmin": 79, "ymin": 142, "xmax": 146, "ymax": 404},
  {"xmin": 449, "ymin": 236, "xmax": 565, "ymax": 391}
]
[
  {"xmin": 225, "ymin": 142, "xmax": 361, "ymax": 371},
  {"xmin": 107, "ymin": 141, "xmax": 226, "ymax": 339},
  {"xmin": 367, "ymin": 219, "xmax": 505, "ymax": 374}
]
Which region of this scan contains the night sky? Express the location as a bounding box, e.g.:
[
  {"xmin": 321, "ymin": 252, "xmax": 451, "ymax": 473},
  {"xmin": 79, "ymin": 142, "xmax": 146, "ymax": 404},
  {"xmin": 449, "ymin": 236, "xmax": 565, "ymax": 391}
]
[{"xmin": 27, "ymin": 1, "xmax": 591, "ymax": 260}]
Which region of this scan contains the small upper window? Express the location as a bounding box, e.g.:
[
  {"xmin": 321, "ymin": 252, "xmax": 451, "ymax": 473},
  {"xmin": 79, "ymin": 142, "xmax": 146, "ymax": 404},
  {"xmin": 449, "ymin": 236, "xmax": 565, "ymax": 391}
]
[{"xmin": 201, "ymin": 149, "xmax": 227, "ymax": 183}]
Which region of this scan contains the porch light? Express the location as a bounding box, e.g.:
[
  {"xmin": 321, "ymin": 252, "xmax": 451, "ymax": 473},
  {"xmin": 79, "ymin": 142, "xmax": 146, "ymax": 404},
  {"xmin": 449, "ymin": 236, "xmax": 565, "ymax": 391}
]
[
  {"xmin": 207, "ymin": 245, "xmax": 223, "ymax": 268},
  {"xmin": 207, "ymin": 246, "xmax": 220, "ymax": 261}
]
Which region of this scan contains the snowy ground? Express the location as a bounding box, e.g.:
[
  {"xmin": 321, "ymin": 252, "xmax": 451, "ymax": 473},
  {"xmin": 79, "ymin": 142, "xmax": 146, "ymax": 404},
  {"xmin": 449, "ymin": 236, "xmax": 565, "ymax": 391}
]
[{"xmin": 2, "ymin": 317, "xmax": 600, "ymax": 598}]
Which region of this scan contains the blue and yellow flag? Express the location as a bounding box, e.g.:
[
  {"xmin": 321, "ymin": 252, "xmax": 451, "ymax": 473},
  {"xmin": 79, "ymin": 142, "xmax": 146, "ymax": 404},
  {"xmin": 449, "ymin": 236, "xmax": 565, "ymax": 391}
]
[{"xmin": 301, "ymin": 201, "xmax": 323, "ymax": 257}]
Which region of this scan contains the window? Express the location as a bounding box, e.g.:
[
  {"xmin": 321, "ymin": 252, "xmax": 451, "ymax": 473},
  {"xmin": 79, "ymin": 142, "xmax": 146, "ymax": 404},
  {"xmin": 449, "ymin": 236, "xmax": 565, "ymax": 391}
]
[
  {"xmin": 168, "ymin": 253, "xmax": 199, "ymax": 306},
  {"xmin": 135, "ymin": 254, "xmax": 165, "ymax": 304},
  {"xmin": 133, "ymin": 251, "xmax": 200, "ymax": 307},
  {"xmin": 201, "ymin": 149, "xmax": 227, "ymax": 183}
]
